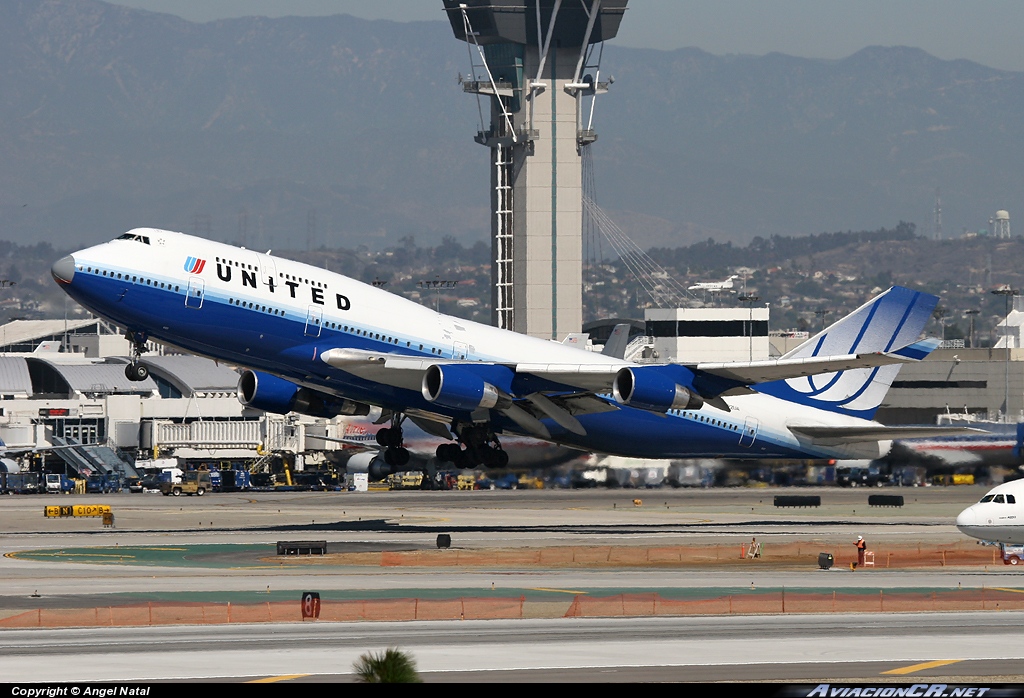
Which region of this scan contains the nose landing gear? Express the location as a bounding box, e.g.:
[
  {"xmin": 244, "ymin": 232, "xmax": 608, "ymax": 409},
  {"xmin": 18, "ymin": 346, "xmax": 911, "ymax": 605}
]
[{"xmin": 124, "ymin": 330, "xmax": 150, "ymax": 382}]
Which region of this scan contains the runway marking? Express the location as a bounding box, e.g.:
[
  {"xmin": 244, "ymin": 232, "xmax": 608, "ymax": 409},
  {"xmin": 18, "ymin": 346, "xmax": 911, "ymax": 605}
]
[
  {"xmin": 882, "ymin": 659, "xmax": 962, "ymax": 675},
  {"xmin": 991, "ymin": 587, "xmax": 1024, "ymax": 594},
  {"xmin": 247, "ymin": 674, "xmax": 309, "ymax": 683},
  {"xmin": 14, "ymin": 551, "xmax": 137, "ymax": 559},
  {"xmin": 531, "ymin": 587, "xmax": 587, "ymax": 595}
]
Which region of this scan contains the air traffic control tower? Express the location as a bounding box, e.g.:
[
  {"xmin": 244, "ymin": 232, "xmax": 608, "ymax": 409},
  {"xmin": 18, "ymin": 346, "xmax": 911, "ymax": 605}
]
[{"xmin": 443, "ymin": 1, "xmax": 628, "ymax": 339}]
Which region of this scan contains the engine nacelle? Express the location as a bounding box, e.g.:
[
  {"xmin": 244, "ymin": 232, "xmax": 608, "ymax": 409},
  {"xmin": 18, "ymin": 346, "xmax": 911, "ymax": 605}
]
[
  {"xmin": 344, "ymin": 452, "xmax": 394, "ymax": 482},
  {"xmin": 612, "ymin": 367, "xmax": 704, "ymax": 413},
  {"xmin": 421, "ymin": 365, "xmax": 511, "ymax": 412},
  {"xmin": 237, "ymin": 370, "xmax": 370, "ymax": 418}
]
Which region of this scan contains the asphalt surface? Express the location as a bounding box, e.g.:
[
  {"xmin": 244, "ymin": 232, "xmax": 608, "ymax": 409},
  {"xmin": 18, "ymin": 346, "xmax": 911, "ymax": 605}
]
[{"xmin": 1, "ymin": 485, "xmax": 1021, "ymax": 683}]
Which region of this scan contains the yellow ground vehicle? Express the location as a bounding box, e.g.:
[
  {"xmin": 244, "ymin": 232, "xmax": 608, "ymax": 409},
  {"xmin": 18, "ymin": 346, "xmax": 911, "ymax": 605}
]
[
  {"xmin": 457, "ymin": 474, "xmax": 476, "ymax": 490},
  {"xmin": 161, "ymin": 471, "xmax": 212, "ymax": 496},
  {"xmin": 517, "ymin": 475, "xmax": 544, "ymax": 489},
  {"xmin": 388, "ymin": 472, "xmax": 424, "ymax": 490}
]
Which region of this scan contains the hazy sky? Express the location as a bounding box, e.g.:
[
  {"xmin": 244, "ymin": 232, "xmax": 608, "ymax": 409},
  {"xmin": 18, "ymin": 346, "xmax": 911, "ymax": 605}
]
[{"xmin": 113, "ymin": 1, "xmax": 1024, "ymax": 71}]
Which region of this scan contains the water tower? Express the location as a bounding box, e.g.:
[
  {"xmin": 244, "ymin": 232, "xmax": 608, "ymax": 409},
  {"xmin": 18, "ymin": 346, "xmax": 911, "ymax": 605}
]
[
  {"xmin": 993, "ymin": 210, "xmax": 1011, "ymax": 239},
  {"xmin": 443, "ymin": 1, "xmax": 628, "ymax": 339}
]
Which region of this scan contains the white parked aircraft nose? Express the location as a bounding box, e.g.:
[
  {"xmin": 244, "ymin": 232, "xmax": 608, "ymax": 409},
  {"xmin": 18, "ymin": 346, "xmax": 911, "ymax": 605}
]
[
  {"xmin": 51, "ymin": 255, "xmax": 75, "ymax": 284},
  {"xmin": 955, "ymin": 506, "xmax": 977, "ymax": 529},
  {"xmin": 955, "ymin": 505, "xmax": 988, "ymax": 539}
]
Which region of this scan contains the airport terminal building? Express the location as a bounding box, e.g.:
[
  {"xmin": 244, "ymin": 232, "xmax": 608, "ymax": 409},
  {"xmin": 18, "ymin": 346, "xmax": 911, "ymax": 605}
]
[{"xmin": 0, "ymin": 319, "xmax": 347, "ymax": 477}]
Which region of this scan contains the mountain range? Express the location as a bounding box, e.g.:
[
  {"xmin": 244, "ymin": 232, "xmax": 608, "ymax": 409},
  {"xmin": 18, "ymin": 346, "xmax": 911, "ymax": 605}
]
[{"xmin": 1, "ymin": 0, "xmax": 1022, "ymax": 251}]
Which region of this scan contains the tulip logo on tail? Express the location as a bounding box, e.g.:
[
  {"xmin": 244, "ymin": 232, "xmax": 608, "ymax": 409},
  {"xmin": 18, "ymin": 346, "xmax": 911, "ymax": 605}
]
[{"xmin": 184, "ymin": 257, "xmax": 206, "ymax": 274}]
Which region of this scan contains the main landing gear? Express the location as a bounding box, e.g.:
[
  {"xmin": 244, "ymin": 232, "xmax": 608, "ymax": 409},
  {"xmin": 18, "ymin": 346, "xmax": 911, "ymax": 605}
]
[
  {"xmin": 124, "ymin": 330, "xmax": 149, "ymax": 382},
  {"xmin": 435, "ymin": 422, "xmax": 509, "ymax": 469},
  {"xmin": 376, "ymin": 414, "xmax": 410, "ymax": 467}
]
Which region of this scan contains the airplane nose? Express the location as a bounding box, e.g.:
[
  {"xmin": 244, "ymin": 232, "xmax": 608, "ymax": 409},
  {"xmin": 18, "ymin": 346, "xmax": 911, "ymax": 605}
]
[
  {"xmin": 51, "ymin": 255, "xmax": 76, "ymax": 284},
  {"xmin": 956, "ymin": 505, "xmax": 981, "ymax": 533}
]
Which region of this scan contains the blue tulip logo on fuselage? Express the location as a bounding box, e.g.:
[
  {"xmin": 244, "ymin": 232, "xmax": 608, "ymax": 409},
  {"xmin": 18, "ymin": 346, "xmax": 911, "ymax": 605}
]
[{"xmin": 184, "ymin": 257, "xmax": 206, "ymax": 274}]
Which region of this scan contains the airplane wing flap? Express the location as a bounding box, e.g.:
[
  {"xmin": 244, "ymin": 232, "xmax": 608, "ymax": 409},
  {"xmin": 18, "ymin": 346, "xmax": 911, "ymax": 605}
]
[
  {"xmin": 549, "ymin": 393, "xmax": 620, "ymax": 416},
  {"xmin": 513, "ymin": 363, "xmax": 627, "ymax": 392},
  {"xmin": 320, "ymin": 348, "xmax": 425, "ymax": 391},
  {"xmin": 790, "ymin": 424, "xmax": 985, "ymax": 446}
]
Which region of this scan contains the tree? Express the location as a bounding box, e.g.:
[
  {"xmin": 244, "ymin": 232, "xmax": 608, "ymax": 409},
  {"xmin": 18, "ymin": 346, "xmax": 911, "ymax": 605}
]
[{"xmin": 352, "ymin": 648, "xmax": 423, "ymax": 683}]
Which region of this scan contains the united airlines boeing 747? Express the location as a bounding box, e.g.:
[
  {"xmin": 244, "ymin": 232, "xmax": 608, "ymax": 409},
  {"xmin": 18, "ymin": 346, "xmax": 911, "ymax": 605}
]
[{"xmin": 50, "ymin": 228, "xmax": 970, "ymax": 477}]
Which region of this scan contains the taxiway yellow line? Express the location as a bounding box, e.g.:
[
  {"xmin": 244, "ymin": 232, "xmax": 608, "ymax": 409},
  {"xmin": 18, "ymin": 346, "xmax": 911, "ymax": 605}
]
[
  {"xmin": 990, "ymin": 587, "xmax": 1024, "ymax": 594},
  {"xmin": 531, "ymin": 587, "xmax": 587, "ymax": 595},
  {"xmin": 247, "ymin": 674, "xmax": 309, "ymax": 683},
  {"xmin": 882, "ymin": 659, "xmax": 962, "ymax": 675}
]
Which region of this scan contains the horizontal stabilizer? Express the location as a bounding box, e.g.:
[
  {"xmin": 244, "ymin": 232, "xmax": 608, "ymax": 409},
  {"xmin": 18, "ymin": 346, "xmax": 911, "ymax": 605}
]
[{"xmin": 790, "ymin": 424, "xmax": 985, "ymax": 446}]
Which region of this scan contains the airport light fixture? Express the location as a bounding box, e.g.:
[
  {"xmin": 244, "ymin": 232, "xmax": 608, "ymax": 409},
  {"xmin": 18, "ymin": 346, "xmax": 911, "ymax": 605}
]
[
  {"xmin": 814, "ymin": 308, "xmax": 831, "ymax": 333},
  {"xmin": 738, "ymin": 294, "xmax": 760, "ymax": 362},
  {"xmin": 991, "ymin": 286, "xmax": 1018, "ymax": 419},
  {"xmin": 965, "ymin": 309, "xmax": 979, "ymax": 349},
  {"xmin": 419, "ymin": 278, "xmax": 459, "ymax": 312}
]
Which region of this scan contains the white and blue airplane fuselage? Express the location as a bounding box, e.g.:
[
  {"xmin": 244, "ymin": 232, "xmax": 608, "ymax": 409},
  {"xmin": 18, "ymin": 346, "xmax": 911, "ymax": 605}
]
[{"xmin": 51, "ymin": 228, "xmax": 955, "ymax": 467}]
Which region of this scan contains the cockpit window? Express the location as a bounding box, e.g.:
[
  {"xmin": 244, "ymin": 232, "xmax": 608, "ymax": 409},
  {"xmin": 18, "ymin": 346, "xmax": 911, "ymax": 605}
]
[
  {"xmin": 994, "ymin": 495, "xmax": 1005, "ymax": 503},
  {"xmin": 1009, "ymin": 495, "xmax": 1017, "ymax": 504},
  {"xmin": 980, "ymin": 495, "xmax": 995, "ymax": 503},
  {"xmin": 116, "ymin": 233, "xmax": 151, "ymax": 244}
]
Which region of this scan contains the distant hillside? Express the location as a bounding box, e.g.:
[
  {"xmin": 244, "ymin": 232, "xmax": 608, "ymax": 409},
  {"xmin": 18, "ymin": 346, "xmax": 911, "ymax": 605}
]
[{"xmin": 1, "ymin": 0, "xmax": 1023, "ymax": 252}]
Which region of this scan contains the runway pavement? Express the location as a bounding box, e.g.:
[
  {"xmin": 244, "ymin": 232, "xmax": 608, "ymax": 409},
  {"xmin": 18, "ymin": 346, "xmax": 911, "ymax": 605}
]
[
  {"xmin": 1, "ymin": 486, "xmax": 1021, "ymax": 683},
  {"xmin": 1, "ymin": 614, "xmax": 1023, "ymax": 683}
]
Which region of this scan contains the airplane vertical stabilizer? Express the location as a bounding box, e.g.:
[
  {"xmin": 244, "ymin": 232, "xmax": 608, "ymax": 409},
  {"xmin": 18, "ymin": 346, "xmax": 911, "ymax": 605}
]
[{"xmin": 758, "ymin": 286, "xmax": 938, "ymax": 419}]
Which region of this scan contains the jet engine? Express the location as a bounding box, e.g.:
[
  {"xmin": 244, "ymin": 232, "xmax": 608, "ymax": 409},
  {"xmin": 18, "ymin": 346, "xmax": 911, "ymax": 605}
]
[
  {"xmin": 237, "ymin": 370, "xmax": 370, "ymax": 418},
  {"xmin": 421, "ymin": 365, "xmax": 511, "ymax": 412},
  {"xmin": 344, "ymin": 451, "xmax": 394, "ymax": 482},
  {"xmin": 612, "ymin": 367, "xmax": 704, "ymax": 413}
]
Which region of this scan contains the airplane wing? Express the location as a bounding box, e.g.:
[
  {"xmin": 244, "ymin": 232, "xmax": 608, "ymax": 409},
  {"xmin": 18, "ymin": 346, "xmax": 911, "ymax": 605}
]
[
  {"xmin": 512, "ymin": 342, "xmax": 936, "ymax": 394},
  {"xmin": 320, "ymin": 341, "xmax": 935, "ymax": 399},
  {"xmin": 309, "ymin": 434, "xmax": 379, "ymax": 450},
  {"xmin": 0, "ymin": 444, "xmax": 87, "ymax": 457},
  {"xmin": 789, "ymin": 425, "xmax": 986, "ymax": 446},
  {"xmin": 692, "ymin": 341, "xmax": 936, "ymax": 386}
]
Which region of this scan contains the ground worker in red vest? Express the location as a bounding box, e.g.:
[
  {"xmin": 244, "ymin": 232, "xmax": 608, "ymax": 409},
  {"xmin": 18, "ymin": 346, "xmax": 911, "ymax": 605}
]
[{"xmin": 855, "ymin": 535, "xmax": 866, "ymax": 567}]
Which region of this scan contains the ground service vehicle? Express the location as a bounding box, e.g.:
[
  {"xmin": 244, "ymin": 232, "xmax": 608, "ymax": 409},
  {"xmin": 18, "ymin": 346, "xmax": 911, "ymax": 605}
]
[
  {"xmin": 1, "ymin": 472, "xmax": 42, "ymax": 494},
  {"xmin": 161, "ymin": 471, "xmax": 211, "ymax": 496},
  {"xmin": 1003, "ymin": 544, "xmax": 1024, "ymax": 566},
  {"xmin": 86, "ymin": 474, "xmax": 120, "ymax": 493},
  {"xmin": 45, "ymin": 473, "xmax": 75, "ymax": 494}
]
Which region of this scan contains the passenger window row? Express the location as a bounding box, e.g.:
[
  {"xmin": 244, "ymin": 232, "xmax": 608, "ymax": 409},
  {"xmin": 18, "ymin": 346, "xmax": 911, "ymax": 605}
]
[{"xmin": 82, "ymin": 266, "xmax": 179, "ymax": 292}]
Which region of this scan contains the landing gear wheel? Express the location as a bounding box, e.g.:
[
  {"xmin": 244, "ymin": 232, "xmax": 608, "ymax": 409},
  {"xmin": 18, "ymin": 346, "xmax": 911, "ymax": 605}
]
[
  {"xmin": 124, "ymin": 362, "xmax": 149, "ymax": 382},
  {"xmin": 124, "ymin": 330, "xmax": 150, "ymax": 381},
  {"xmin": 436, "ymin": 443, "xmax": 461, "ymax": 463},
  {"xmin": 485, "ymin": 448, "xmax": 509, "ymax": 469},
  {"xmin": 384, "ymin": 447, "xmax": 410, "ymax": 467},
  {"xmin": 454, "ymin": 449, "xmax": 476, "ymax": 470}
]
